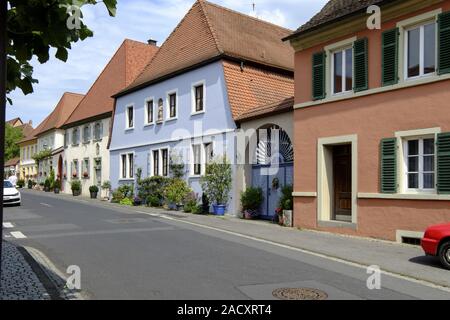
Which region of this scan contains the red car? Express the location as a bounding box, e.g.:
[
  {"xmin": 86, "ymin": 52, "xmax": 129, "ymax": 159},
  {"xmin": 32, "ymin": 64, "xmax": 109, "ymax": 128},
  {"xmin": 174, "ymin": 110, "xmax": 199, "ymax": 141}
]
[{"xmin": 421, "ymin": 223, "xmax": 450, "ymax": 270}]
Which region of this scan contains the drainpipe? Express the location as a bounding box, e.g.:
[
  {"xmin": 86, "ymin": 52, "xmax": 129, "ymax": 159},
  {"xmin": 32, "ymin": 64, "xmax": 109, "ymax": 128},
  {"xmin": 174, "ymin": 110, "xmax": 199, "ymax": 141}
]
[{"xmin": 0, "ymin": 0, "xmax": 8, "ymax": 281}]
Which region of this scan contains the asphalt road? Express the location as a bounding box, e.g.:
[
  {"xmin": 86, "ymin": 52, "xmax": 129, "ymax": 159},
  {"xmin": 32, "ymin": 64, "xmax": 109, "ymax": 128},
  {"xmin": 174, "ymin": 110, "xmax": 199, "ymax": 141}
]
[{"xmin": 3, "ymin": 190, "xmax": 450, "ymax": 300}]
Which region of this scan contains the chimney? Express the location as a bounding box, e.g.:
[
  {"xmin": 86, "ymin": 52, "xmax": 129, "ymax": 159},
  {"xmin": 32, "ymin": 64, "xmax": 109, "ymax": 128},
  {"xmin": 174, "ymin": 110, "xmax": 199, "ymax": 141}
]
[
  {"xmin": 28, "ymin": 120, "xmax": 32, "ymax": 126},
  {"xmin": 147, "ymin": 38, "xmax": 157, "ymax": 46}
]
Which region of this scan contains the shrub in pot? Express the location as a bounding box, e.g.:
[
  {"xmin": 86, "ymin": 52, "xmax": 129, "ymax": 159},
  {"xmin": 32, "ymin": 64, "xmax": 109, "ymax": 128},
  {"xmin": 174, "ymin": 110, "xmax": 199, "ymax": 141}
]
[
  {"xmin": 53, "ymin": 180, "xmax": 61, "ymax": 194},
  {"xmin": 133, "ymin": 196, "xmax": 142, "ymax": 206},
  {"xmin": 102, "ymin": 181, "xmax": 111, "ymax": 200},
  {"xmin": 240, "ymin": 187, "xmax": 264, "ymax": 219},
  {"xmin": 278, "ymin": 185, "xmax": 293, "ymax": 227},
  {"xmin": 27, "ymin": 179, "xmax": 33, "ymax": 189},
  {"xmin": 44, "ymin": 179, "xmax": 51, "ymax": 192},
  {"xmin": 200, "ymin": 155, "xmax": 232, "ymax": 215},
  {"xmin": 71, "ymin": 180, "xmax": 81, "ymax": 196},
  {"xmin": 164, "ymin": 178, "xmax": 191, "ymax": 211},
  {"xmin": 183, "ymin": 192, "xmax": 198, "ymax": 213},
  {"xmin": 89, "ymin": 185, "xmax": 99, "ymax": 199}
]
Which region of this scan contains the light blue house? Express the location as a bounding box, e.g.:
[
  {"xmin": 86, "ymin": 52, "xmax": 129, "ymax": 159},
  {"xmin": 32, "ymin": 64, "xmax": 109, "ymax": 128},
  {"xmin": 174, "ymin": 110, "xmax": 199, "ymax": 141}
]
[{"xmin": 109, "ymin": 0, "xmax": 294, "ymax": 215}]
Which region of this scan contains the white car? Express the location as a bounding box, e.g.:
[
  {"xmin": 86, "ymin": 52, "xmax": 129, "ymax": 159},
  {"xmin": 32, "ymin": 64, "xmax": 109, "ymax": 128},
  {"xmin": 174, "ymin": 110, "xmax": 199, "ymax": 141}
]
[{"xmin": 3, "ymin": 180, "xmax": 21, "ymax": 206}]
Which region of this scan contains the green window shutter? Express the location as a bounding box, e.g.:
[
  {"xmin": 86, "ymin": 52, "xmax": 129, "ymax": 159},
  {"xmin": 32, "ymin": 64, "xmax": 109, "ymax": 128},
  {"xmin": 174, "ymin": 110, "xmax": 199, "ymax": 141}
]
[
  {"xmin": 380, "ymin": 138, "xmax": 397, "ymax": 193},
  {"xmin": 438, "ymin": 12, "xmax": 450, "ymax": 75},
  {"xmin": 312, "ymin": 51, "xmax": 326, "ymax": 100},
  {"xmin": 437, "ymin": 132, "xmax": 450, "ymax": 194},
  {"xmin": 381, "ymin": 28, "xmax": 399, "ymax": 86},
  {"xmin": 354, "ymin": 38, "xmax": 368, "ymax": 92}
]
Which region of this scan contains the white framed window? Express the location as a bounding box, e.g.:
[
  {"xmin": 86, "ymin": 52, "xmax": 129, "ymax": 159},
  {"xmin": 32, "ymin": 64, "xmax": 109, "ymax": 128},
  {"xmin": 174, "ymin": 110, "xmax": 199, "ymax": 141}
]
[
  {"xmin": 82, "ymin": 158, "xmax": 90, "ymax": 178},
  {"xmin": 120, "ymin": 152, "xmax": 134, "ymax": 179},
  {"xmin": 161, "ymin": 148, "xmax": 169, "ymax": 177},
  {"xmin": 72, "ymin": 128, "xmax": 80, "ymax": 146},
  {"xmin": 94, "ymin": 121, "xmax": 103, "ymax": 140},
  {"xmin": 83, "ymin": 125, "xmax": 91, "ymax": 143},
  {"xmin": 72, "ymin": 159, "xmax": 79, "ymax": 179},
  {"xmin": 404, "ymin": 21, "xmax": 436, "ymax": 80},
  {"xmin": 152, "ymin": 150, "xmax": 159, "ymax": 176},
  {"xmin": 191, "ymin": 81, "xmax": 206, "ymax": 114},
  {"xmin": 192, "ymin": 144, "xmax": 202, "ymax": 176},
  {"xmin": 166, "ymin": 90, "xmax": 178, "ymax": 120},
  {"xmin": 145, "ymin": 98, "xmax": 154, "ymax": 125},
  {"xmin": 331, "ymin": 47, "xmax": 353, "ymax": 95},
  {"xmin": 403, "ymin": 137, "xmax": 435, "ymax": 192},
  {"xmin": 126, "ymin": 105, "xmax": 134, "ymax": 129}
]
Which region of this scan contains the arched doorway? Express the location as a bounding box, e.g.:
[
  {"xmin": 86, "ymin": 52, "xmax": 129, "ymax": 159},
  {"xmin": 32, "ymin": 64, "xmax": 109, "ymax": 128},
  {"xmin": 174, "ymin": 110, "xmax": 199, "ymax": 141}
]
[
  {"xmin": 58, "ymin": 155, "xmax": 63, "ymax": 191},
  {"xmin": 251, "ymin": 124, "xmax": 294, "ymax": 219}
]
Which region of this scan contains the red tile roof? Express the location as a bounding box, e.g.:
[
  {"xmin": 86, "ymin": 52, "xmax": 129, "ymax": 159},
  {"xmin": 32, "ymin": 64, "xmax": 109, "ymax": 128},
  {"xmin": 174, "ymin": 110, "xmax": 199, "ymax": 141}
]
[
  {"xmin": 235, "ymin": 96, "xmax": 294, "ymax": 122},
  {"xmin": 119, "ymin": 0, "xmax": 294, "ymax": 96},
  {"xmin": 5, "ymin": 157, "xmax": 20, "ymax": 167},
  {"xmin": 222, "ymin": 61, "xmax": 294, "ymax": 119},
  {"xmin": 33, "ymin": 92, "xmax": 84, "ymax": 136},
  {"xmin": 64, "ymin": 39, "xmax": 159, "ymax": 127},
  {"xmin": 6, "ymin": 117, "xmax": 22, "ymax": 126}
]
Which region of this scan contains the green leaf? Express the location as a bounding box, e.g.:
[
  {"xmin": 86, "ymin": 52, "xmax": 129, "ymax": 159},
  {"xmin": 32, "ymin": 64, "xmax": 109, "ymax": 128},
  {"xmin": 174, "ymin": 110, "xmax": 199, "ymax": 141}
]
[
  {"xmin": 103, "ymin": 0, "xmax": 117, "ymax": 17},
  {"xmin": 55, "ymin": 47, "xmax": 68, "ymax": 62}
]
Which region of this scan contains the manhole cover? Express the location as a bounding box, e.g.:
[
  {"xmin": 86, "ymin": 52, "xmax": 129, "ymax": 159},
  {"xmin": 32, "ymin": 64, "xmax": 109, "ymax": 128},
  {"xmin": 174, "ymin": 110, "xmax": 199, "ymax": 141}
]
[{"xmin": 272, "ymin": 288, "xmax": 328, "ymax": 300}]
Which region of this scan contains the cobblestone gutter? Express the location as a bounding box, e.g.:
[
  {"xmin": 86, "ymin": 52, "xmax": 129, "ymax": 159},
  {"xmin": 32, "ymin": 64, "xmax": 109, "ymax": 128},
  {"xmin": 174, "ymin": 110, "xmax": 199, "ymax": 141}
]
[{"xmin": 0, "ymin": 241, "xmax": 50, "ymax": 300}]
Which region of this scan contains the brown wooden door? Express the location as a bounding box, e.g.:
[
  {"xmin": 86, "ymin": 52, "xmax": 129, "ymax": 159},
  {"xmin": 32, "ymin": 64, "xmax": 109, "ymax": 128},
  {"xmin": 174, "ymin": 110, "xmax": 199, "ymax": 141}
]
[{"xmin": 333, "ymin": 145, "xmax": 352, "ymax": 221}]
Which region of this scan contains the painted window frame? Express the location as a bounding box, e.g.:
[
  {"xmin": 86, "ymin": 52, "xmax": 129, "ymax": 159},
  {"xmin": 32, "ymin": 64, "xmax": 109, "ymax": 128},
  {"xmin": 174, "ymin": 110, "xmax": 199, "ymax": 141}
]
[
  {"xmin": 72, "ymin": 127, "xmax": 80, "ymax": 146},
  {"xmin": 331, "ymin": 46, "xmax": 354, "ymax": 96},
  {"xmin": 82, "ymin": 124, "xmax": 91, "ymax": 144},
  {"xmin": 144, "ymin": 97, "xmax": 155, "ymax": 126},
  {"xmin": 190, "ymin": 142, "xmax": 214, "ymax": 177},
  {"xmin": 191, "ymin": 80, "xmax": 206, "ymax": 115},
  {"xmin": 404, "ymin": 21, "xmax": 437, "ymax": 81},
  {"xmin": 119, "ymin": 152, "xmax": 135, "ymax": 180},
  {"xmin": 125, "ymin": 104, "xmax": 135, "ymax": 130},
  {"xmin": 93, "ymin": 121, "xmax": 103, "ymax": 141},
  {"xmin": 403, "ymin": 137, "xmax": 436, "ymax": 192},
  {"xmin": 166, "ymin": 90, "xmax": 178, "ymax": 121},
  {"xmin": 82, "ymin": 158, "xmax": 90, "ymax": 179},
  {"xmin": 150, "ymin": 147, "xmax": 170, "ymax": 177},
  {"xmin": 152, "ymin": 150, "xmax": 160, "ymax": 176},
  {"xmin": 72, "ymin": 159, "xmax": 79, "ymax": 179}
]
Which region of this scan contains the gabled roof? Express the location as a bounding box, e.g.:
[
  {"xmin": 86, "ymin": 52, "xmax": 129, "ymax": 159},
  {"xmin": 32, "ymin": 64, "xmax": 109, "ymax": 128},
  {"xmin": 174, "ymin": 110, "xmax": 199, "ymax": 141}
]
[
  {"xmin": 285, "ymin": 0, "xmax": 396, "ymax": 40},
  {"xmin": 6, "ymin": 117, "xmax": 22, "ymax": 127},
  {"xmin": 64, "ymin": 39, "xmax": 158, "ymax": 127},
  {"xmin": 33, "ymin": 92, "xmax": 84, "ymax": 137},
  {"xmin": 222, "ymin": 61, "xmax": 294, "ymax": 119},
  {"xmin": 17, "ymin": 123, "xmax": 34, "ymax": 137},
  {"xmin": 118, "ymin": 0, "xmax": 294, "ymax": 96},
  {"xmin": 5, "ymin": 157, "xmax": 20, "ymax": 167}
]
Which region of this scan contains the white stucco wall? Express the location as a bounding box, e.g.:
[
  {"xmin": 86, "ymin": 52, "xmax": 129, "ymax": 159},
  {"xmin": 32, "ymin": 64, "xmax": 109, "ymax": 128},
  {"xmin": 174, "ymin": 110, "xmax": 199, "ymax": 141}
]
[{"xmin": 63, "ymin": 117, "xmax": 111, "ymax": 197}]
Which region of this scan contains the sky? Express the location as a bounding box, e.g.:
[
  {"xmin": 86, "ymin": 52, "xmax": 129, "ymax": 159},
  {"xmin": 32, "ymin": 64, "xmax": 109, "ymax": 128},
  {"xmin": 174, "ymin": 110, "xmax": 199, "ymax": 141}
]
[{"xmin": 6, "ymin": 0, "xmax": 328, "ymax": 127}]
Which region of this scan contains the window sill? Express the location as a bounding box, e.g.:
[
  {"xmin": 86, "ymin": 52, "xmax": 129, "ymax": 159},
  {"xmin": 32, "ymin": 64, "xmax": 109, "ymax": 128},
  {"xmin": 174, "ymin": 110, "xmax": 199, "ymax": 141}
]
[
  {"xmin": 317, "ymin": 220, "xmax": 357, "ymax": 230},
  {"xmin": 93, "ymin": 139, "xmax": 103, "ymax": 143},
  {"xmin": 189, "ymin": 175, "xmax": 202, "ymax": 179},
  {"xmin": 119, "ymin": 178, "xmax": 134, "ymax": 182},
  {"xmin": 190, "ymin": 111, "xmax": 205, "ymax": 116},
  {"xmin": 125, "ymin": 127, "xmax": 134, "ymax": 131},
  {"xmin": 156, "ymin": 120, "xmax": 164, "ymax": 125},
  {"xmin": 358, "ymin": 193, "xmax": 450, "ymax": 201},
  {"xmin": 144, "ymin": 123, "xmax": 155, "ymax": 128},
  {"xmin": 165, "ymin": 117, "xmax": 177, "ymax": 122}
]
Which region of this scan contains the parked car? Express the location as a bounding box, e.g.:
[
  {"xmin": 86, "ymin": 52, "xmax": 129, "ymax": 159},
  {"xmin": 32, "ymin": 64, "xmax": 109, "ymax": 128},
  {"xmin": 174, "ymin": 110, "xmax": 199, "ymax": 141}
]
[
  {"xmin": 3, "ymin": 180, "xmax": 21, "ymax": 206},
  {"xmin": 421, "ymin": 223, "xmax": 450, "ymax": 270}
]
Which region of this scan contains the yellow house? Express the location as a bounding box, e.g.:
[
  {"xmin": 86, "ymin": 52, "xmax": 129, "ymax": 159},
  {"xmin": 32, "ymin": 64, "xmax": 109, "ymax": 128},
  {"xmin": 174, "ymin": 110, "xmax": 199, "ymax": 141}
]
[{"xmin": 18, "ymin": 131, "xmax": 38, "ymax": 181}]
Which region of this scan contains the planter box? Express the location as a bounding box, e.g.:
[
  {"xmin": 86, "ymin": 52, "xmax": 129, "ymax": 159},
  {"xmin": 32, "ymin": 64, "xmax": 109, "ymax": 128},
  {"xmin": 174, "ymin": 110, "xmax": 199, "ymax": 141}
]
[
  {"xmin": 90, "ymin": 192, "xmax": 98, "ymax": 199},
  {"xmin": 72, "ymin": 190, "xmax": 81, "ymax": 197},
  {"xmin": 283, "ymin": 210, "xmax": 293, "ymax": 227},
  {"xmin": 213, "ymin": 204, "xmax": 226, "ymax": 216}
]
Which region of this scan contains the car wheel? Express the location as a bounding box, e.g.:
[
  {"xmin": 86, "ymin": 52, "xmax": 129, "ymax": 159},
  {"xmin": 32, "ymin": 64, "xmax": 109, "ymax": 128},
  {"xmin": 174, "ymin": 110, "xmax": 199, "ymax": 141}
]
[{"xmin": 438, "ymin": 241, "xmax": 450, "ymax": 270}]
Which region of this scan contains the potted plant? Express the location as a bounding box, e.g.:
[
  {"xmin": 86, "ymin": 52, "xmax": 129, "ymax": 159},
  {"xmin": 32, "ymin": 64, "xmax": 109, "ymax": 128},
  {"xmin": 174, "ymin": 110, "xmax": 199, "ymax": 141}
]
[
  {"xmin": 240, "ymin": 187, "xmax": 263, "ymax": 219},
  {"xmin": 44, "ymin": 179, "xmax": 51, "ymax": 192},
  {"xmin": 89, "ymin": 185, "xmax": 99, "ymax": 199},
  {"xmin": 102, "ymin": 181, "xmax": 111, "ymax": 200},
  {"xmin": 71, "ymin": 180, "xmax": 81, "ymax": 196},
  {"xmin": 200, "ymin": 155, "xmax": 232, "ymax": 216},
  {"xmin": 53, "ymin": 180, "xmax": 61, "ymax": 194},
  {"xmin": 72, "ymin": 172, "xmax": 78, "ymax": 179},
  {"xmin": 164, "ymin": 178, "xmax": 191, "ymax": 211},
  {"xmin": 83, "ymin": 171, "xmax": 89, "ymax": 179},
  {"xmin": 133, "ymin": 196, "xmax": 142, "ymax": 206},
  {"xmin": 278, "ymin": 185, "xmax": 293, "ymax": 227},
  {"xmin": 183, "ymin": 192, "xmax": 198, "ymax": 213},
  {"xmin": 27, "ymin": 179, "xmax": 33, "ymax": 189}
]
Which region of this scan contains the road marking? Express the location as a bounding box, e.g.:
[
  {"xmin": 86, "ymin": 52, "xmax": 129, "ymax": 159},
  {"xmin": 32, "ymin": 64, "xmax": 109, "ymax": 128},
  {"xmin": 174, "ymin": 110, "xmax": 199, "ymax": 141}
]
[
  {"xmin": 145, "ymin": 212, "xmax": 450, "ymax": 293},
  {"xmin": 3, "ymin": 222, "xmax": 14, "ymax": 228},
  {"xmin": 40, "ymin": 203, "xmax": 52, "ymax": 207},
  {"xmin": 10, "ymin": 231, "xmax": 27, "ymax": 239}
]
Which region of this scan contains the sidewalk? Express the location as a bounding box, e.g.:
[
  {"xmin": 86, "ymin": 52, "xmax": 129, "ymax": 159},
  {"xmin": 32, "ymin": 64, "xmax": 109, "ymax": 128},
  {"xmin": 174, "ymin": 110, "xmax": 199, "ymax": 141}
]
[{"xmin": 23, "ymin": 189, "xmax": 450, "ymax": 289}]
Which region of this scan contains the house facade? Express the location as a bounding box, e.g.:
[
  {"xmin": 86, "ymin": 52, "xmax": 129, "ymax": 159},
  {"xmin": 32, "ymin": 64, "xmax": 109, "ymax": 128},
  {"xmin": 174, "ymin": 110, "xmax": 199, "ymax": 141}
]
[
  {"xmin": 110, "ymin": 0, "xmax": 294, "ymax": 215},
  {"xmin": 62, "ymin": 40, "xmax": 158, "ymax": 197},
  {"xmin": 33, "ymin": 92, "xmax": 84, "ymax": 184},
  {"xmin": 18, "ymin": 134, "xmax": 37, "ymax": 181},
  {"xmin": 285, "ymin": 0, "xmax": 450, "ymax": 241}
]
